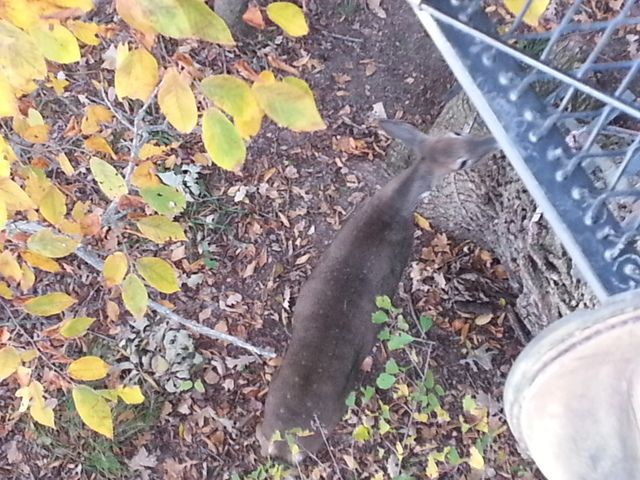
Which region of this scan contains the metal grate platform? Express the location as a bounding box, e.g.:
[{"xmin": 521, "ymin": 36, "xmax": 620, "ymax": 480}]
[{"xmin": 407, "ymin": 0, "xmax": 640, "ymax": 300}]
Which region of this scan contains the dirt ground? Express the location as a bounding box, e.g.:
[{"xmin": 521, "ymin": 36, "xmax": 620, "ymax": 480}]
[{"xmin": 0, "ymin": 1, "xmax": 542, "ymax": 479}]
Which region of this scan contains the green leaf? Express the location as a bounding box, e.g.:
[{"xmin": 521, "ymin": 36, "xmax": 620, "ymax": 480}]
[
  {"xmin": 135, "ymin": 257, "xmax": 179, "ymax": 293},
  {"xmin": 140, "ymin": 185, "xmax": 186, "ymax": 217},
  {"xmin": 193, "ymin": 379, "xmax": 205, "ymax": 393},
  {"xmin": 434, "ymin": 384, "xmax": 445, "ymax": 396},
  {"xmin": 424, "ymin": 370, "xmax": 435, "ymax": 390},
  {"xmin": 266, "ymin": 2, "xmax": 309, "ymax": 37},
  {"xmin": 136, "ymin": 215, "xmax": 186, "ymax": 243},
  {"xmin": 384, "ymin": 358, "xmax": 401, "ymax": 375},
  {"xmin": 27, "ymin": 228, "xmax": 79, "ymax": 258},
  {"xmin": 387, "ymin": 332, "xmax": 414, "ymax": 351},
  {"xmin": 462, "ymin": 394, "xmax": 477, "ymax": 413},
  {"xmin": 360, "ymin": 385, "xmax": 375, "ymax": 403},
  {"xmin": 252, "ymin": 76, "xmax": 325, "ymax": 132},
  {"xmin": 345, "ymin": 391, "xmax": 356, "ymax": 408},
  {"xmin": 447, "ymin": 446, "xmax": 462, "ymax": 466},
  {"xmin": 378, "ymin": 417, "xmax": 391, "ymax": 435},
  {"xmin": 352, "ymin": 424, "xmax": 370, "ymax": 442},
  {"xmin": 179, "ymin": 380, "xmax": 193, "ymax": 391},
  {"xmin": 419, "ymin": 315, "xmax": 433, "ymax": 333},
  {"xmin": 90, "ymin": 157, "xmax": 127, "ymax": 200},
  {"xmin": 59, "ymin": 317, "xmax": 95, "ymax": 338},
  {"xmin": 200, "ymin": 75, "xmax": 263, "ymax": 138},
  {"xmin": 371, "ymin": 310, "xmax": 388, "ymax": 324},
  {"xmin": 376, "ymin": 373, "xmax": 395, "ymax": 390},
  {"xmin": 377, "ymin": 327, "xmax": 390, "ymax": 341},
  {"xmin": 375, "ymin": 295, "xmax": 392, "ymax": 310},
  {"xmin": 202, "ymin": 107, "xmax": 246, "ymax": 171},
  {"xmin": 121, "ymin": 273, "xmax": 148, "ymax": 319},
  {"xmin": 72, "ymin": 385, "xmax": 113, "ymax": 438}
]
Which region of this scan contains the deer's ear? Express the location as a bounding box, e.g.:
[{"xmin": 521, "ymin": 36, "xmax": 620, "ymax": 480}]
[{"xmin": 377, "ymin": 119, "xmax": 428, "ymax": 149}]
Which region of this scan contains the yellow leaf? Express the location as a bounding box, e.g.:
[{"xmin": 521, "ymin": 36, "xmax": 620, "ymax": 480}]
[
  {"xmin": 46, "ymin": 73, "xmax": 69, "ymax": 95},
  {"xmin": 85, "ymin": 136, "xmax": 116, "ymax": 159},
  {"xmin": 123, "ymin": 0, "xmax": 234, "ymax": 45},
  {"xmin": 21, "ymin": 250, "xmax": 61, "ymax": 273},
  {"xmin": 138, "ymin": 142, "xmax": 169, "ymax": 160},
  {"xmin": 28, "ymin": 380, "xmax": 55, "ymax": 428},
  {"xmin": 0, "ymin": 345, "xmax": 21, "ymax": 381},
  {"xmin": 81, "ymin": 105, "xmax": 113, "ymax": 135},
  {"xmin": 89, "ymin": 157, "xmax": 128, "ymax": 200},
  {"xmin": 414, "ymin": 213, "xmax": 431, "ymax": 231},
  {"xmin": 0, "ymin": 178, "xmax": 37, "ymax": 211},
  {"xmin": 23, "ymin": 168, "xmax": 51, "ymax": 205},
  {"xmin": 49, "ymin": 0, "xmax": 94, "ymax": 12},
  {"xmin": 71, "ymin": 201, "xmax": 88, "ymax": 222},
  {"xmin": 352, "ymin": 424, "xmax": 370, "ymax": 442},
  {"xmin": 103, "ymin": 252, "xmax": 128, "ymax": 287},
  {"xmin": 0, "ymin": 280, "xmax": 12, "ymax": 299},
  {"xmin": 131, "ymin": 161, "xmax": 160, "ymax": 188},
  {"xmin": 504, "ymin": 0, "xmax": 550, "ymax": 26},
  {"xmin": 56, "ymin": 152, "xmax": 75, "ymax": 175},
  {"xmin": 27, "ymin": 228, "xmax": 79, "ymax": 258},
  {"xmin": 200, "ymin": 74, "xmax": 263, "ymax": 138},
  {"xmin": 0, "ymin": 250, "xmax": 21, "ymax": 282},
  {"xmin": 135, "ymin": 257, "xmax": 179, "ymax": 293},
  {"xmin": 68, "ymin": 356, "xmax": 110, "ymax": 381},
  {"xmin": 266, "ymin": 2, "xmax": 309, "ymax": 37},
  {"xmin": 20, "ymin": 349, "xmax": 38, "ymax": 362},
  {"xmin": 0, "ymin": 20, "xmax": 47, "ymax": 91},
  {"xmin": 12, "ymin": 108, "xmax": 49, "ymax": 143},
  {"xmin": 0, "ymin": 75, "xmax": 18, "ymax": 117},
  {"xmin": 19, "ymin": 263, "xmax": 35, "ymax": 292},
  {"xmin": 59, "ymin": 316, "xmax": 95, "ymax": 338},
  {"xmin": 137, "ymin": 215, "xmax": 186, "ymax": 243},
  {"xmin": 202, "ymin": 107, "xmax": 246, "ymax": 171},
  {"xmin": 115, "ymin": 0, "xmax": 157, "ymax": 47},
  {"xmin": 121, "ymin": 273, "xmax": 148, "ymax": 319},
  {"xmin": 158, "ymin": 67, "xmax": 197, "ymax": 133},
  {"xmin": 0, "ymin": 134, "xmax": 17, "ymax": 165},
  {"xmin": 425, "ymin": 455, "xmax": 439, "ymax": 479},
  {"xmin": 28, "ymin": 21, "xmax": 80, "ymax": 64},
  {"xmin": 115, "ymin": 47, "xmax": 158, "ymax": 102},
  {"xmin": 252, "ymin": 76, "xmax": 325, "ymax": 132},
  {"xmin": 116, "ymin": 385, "xmax": 145, "ymax": 405},
  {"xmin": 0, "ymin": 199, "xmax": 5, "ymax": 230},
  {"xmin": 23, "ymin": 292, "xmax": 77, "ymax": 316},
  {"xmin": 468, "ymin": 446, "xmax": 485, "ymax": 470},
  {"xmin": 72, "ymin": 385, "xmax": 113, "ymax": 438},
  {"xmin": 39, "ymin": 185, "xmax": 67, "ymax": 226},
  {"xmin": 0, "ymin": 158, "xmax": 9, "ymax": 178},
  {"xmin": 68, "ymin": 20, "xmax": 102, "ymax": 45}
]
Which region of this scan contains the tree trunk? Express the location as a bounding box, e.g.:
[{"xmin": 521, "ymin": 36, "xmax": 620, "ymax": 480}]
[
  {"xmin": 213, "ymin": 0, "xmax": 253, "ymax": 38},
  {"xmin": 387, "ymin": 93, "xmax": 598, "ymax": 336}
]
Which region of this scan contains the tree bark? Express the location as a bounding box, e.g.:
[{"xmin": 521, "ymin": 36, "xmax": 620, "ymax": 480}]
[
  {"xmin": 388, "ymin": 93, "xmax": 598, "ymax": 335},
  {"xmin": 213, "ymin": 0, "xmax": 253, "ymax": 38}
]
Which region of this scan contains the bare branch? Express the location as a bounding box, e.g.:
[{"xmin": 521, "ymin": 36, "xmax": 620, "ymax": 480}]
[{"xmin": 6, "ymin": 221, "xmax": 276, "ymax": 358}]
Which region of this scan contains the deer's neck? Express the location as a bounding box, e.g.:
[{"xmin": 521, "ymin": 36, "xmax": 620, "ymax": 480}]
[{"xmin": 376, "ymin": 161, "xmax": 436, "ymax": 218}]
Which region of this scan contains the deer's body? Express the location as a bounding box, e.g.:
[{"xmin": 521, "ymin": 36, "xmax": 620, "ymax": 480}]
[{"xmin": 257, "ymin": 120, "xmax": 497, "ymax": 462}]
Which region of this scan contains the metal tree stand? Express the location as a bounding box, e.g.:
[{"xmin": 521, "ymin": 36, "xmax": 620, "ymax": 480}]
[{"xmin": 406, "ymin": 0, "xmax": 640, "ymax": 478}]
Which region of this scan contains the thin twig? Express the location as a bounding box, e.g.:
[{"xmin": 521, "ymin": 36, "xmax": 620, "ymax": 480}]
[
  {"xmin": 312, "ymin": 415, "xmax": 345, "ymax": 480},
  {"xmin": 6, "ymin": 221, "xmax": 276, "ymax": 358}
]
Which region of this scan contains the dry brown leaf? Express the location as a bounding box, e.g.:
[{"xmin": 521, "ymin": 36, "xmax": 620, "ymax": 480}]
[
  {"xmin": 242, "ymin": 3, "xmax": 265, "ymax": 29},
  {"xmin": 267, "ymin": 54, "xmax": 299, "ymax": 75}
]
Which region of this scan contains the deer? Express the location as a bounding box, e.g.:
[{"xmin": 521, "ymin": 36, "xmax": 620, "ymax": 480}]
[{"xmin": 256, "ymin": 119, "xmax": 498, "ymax": 463}]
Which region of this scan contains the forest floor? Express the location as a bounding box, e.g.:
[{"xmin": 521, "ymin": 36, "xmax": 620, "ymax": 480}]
[{"xmin": 0, "ymin": 0, "xmax": 542, "ymax": 479}]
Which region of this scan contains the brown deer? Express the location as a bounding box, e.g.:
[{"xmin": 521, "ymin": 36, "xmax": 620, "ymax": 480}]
[{"xmin": 257, "ymin": 119, "xmax": 498, "ymax": 463}]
